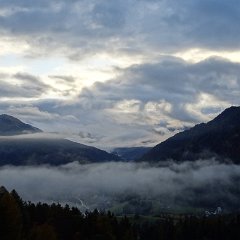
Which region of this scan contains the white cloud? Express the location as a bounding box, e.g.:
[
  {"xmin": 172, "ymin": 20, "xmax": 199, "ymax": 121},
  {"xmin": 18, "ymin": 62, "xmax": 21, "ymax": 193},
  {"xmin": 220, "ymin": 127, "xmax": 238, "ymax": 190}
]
[
  {"xmin": 1, "ymin": 161, "xmax": 240, "ymax": 212},
  {"xmin": 0, "ymin": 0, "xmax": 240, "ymax": 147}
]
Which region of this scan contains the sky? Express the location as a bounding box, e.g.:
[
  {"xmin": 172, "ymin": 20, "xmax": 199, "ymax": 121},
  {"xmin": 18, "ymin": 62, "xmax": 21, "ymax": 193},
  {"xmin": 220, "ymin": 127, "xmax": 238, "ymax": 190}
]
[{"xmin": 0, "ymin": 0, "xmax": 240, "ymax": 149}]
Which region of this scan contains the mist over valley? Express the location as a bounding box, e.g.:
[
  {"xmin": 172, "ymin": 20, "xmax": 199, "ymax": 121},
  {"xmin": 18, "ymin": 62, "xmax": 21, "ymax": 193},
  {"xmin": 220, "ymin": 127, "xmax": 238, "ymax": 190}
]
[
  {"xmin": 1, "ymin": 108, "xmax": 240, "ymax": 215},
  {"xmin": 1, "ymin": 160, "xmax": 240, "ymax": 215}
]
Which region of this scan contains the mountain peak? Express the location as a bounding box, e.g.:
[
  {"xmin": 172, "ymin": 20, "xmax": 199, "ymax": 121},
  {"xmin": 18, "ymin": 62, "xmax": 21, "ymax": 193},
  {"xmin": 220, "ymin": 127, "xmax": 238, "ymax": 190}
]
[
  {"xmin": 0, "ymin": 114, "xmax": 42, "ymax": 136},
  {"xmin": 212, "ymin": 106, "xmax": 240, "ymax": 123}
]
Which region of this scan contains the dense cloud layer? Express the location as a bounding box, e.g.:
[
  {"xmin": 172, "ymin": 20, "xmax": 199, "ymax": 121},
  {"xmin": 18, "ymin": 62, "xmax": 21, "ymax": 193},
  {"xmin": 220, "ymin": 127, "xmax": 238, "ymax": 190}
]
[
  {"xmin": 1, "ymin": 0, "xmax": 240, "ymax": 147},
  {"xmin": 1, "ymin": 57, "xmax": 240, "ymax": 147},
  {"xmin": 1, "ymin": 0, "xmax": 240, "ymax": 56},
  {"xmin": 79, "ymin": 57, "xmax": 238, "ymax": 121},
  {"xmin": 1, "ymin": 161, "xmax": 240, "ymax": 214}
]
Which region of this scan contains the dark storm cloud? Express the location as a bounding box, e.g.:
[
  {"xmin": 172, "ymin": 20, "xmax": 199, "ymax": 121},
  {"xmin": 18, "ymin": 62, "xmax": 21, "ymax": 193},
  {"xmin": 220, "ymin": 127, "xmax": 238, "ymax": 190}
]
[
  {"xmin": 0, "ymin": 0, "xmax": 129, "ymax": 57},
  {"xmin": 92, "ymin": 0, "xmax": 127, "ymax": 29},
  {"xmin": 185, "ymin": 0, "xmax": 240, "ymax": 49},
  {"xmin": 1, "ymin": 0, "xmax": 240, "ymax": 57},
  {"xmin": 0, "ymin": 72, "xmax": 50, "ymax": 98},
  {"xmin": 138, "ymin": 0, "xmax": 240, "ymax": 50},
  {"xmin": 78, "ymin": 57, "xmax": 239, "ymax": 123},
  {"xmin": 13, "ymin": 73, "xmax": 50, "ymax": 93}
]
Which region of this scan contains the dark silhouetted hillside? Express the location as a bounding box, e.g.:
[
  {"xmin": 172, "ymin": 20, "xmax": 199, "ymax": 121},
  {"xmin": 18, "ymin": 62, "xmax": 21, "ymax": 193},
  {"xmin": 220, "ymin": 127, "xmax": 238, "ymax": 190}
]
[
  {"xmin": 0, "ymin": 115, "xmax": 120, "ymax": 165},
  {"xmin": 0, "ymin": 138, "xmax": 121, "ymax": 166},
  {"xmin": 142, "ymin": 106, "xmax": 240, "ymax": 163}
]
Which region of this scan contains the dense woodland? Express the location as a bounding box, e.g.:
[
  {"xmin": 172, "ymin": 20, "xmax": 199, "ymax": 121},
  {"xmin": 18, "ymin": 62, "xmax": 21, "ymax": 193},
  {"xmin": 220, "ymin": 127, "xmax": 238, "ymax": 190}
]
[{"xmin": 1, "ymin": 187, "xmax": 240, "ymax": 240}]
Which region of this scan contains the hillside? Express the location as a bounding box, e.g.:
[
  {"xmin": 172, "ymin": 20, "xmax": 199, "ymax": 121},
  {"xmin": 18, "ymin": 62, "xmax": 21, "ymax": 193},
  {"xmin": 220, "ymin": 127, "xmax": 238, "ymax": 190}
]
[
  {"xmin": 0, "ymin": 114, "xmax": 120, "ymax": 165},
  {"xmin": 0, "ymin": 137, "xmax": 120, "ymax": 166},
  {"xmin": 141, "ymin": 106, "xmax": 240, "ymax": 163}
]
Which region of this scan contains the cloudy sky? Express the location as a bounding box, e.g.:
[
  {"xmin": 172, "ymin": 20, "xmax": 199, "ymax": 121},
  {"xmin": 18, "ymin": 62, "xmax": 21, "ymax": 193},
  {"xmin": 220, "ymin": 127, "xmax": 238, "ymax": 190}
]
[{"xmin": 0, "ymin": 0, "xmax": 240, "ymax": 149}]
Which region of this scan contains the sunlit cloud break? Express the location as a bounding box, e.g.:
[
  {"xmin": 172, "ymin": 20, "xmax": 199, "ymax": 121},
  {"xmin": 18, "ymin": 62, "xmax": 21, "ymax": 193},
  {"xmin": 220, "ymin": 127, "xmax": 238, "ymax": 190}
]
[{"xmin": 0, "ymin": 0, "xmax": 240, "ymax": 147}]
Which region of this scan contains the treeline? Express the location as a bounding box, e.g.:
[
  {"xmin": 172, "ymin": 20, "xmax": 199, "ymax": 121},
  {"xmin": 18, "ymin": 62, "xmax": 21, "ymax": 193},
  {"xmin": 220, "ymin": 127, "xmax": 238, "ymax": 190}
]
[{"xmin": 1, "ymin": 187, "xmax": 240, "ymax": 240}]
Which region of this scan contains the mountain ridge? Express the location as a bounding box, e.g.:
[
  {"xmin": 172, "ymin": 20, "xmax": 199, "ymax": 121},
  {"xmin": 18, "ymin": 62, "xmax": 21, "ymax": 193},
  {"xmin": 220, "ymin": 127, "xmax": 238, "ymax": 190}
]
[
  {"xmin": 0, "ymin": 114, "xmax": 121, "ymax": 165},
  {"xmin": 0, "ymin": 137, "xmax": 121, "ymax": 166},
  {"xmin": 141, "ymin": 106, "xmax": 240, "ymax": 163}
]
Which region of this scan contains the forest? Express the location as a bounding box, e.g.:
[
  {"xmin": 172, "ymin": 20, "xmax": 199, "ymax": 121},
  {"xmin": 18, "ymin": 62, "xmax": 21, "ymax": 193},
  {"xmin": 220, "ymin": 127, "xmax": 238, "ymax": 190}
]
[{"xmin": 1, "ymin": 186, "xmax": 240, "ymax": 240}]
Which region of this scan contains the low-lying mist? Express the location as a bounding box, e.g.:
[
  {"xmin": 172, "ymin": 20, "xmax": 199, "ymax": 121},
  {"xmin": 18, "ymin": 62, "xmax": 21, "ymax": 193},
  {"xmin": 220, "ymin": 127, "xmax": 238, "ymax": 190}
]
[{"xmin": 1, "ymin": 160, "xmax": 240, "ymax": 214}]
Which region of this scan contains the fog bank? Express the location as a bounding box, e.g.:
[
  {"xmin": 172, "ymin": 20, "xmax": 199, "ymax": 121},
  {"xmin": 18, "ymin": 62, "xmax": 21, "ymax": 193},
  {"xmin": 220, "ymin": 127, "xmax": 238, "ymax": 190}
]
[{"xmin": 1, "ymin": 160, "xmax": 240, "ymax": 214}]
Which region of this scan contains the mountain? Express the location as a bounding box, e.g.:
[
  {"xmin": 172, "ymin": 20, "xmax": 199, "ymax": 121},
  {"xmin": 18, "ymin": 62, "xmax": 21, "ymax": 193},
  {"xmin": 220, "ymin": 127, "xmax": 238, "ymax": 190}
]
[
  {"xmin": 0, "ymin": 115, "xmax": 120, "ymax": 165},
  {"xmin": 0, "ymin": 138, "xmax": 120, "ymax": 166},
  {"xmin": 0, "ymin": 114, "xmax": 42, "ymax": 135},
  {"xmin": 112, "ymin": 147, "xmax": 151, "ymax": 161},
  {"xmin": 141, "ymin": 106, "xmax": 240, "ymax": 163}
]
